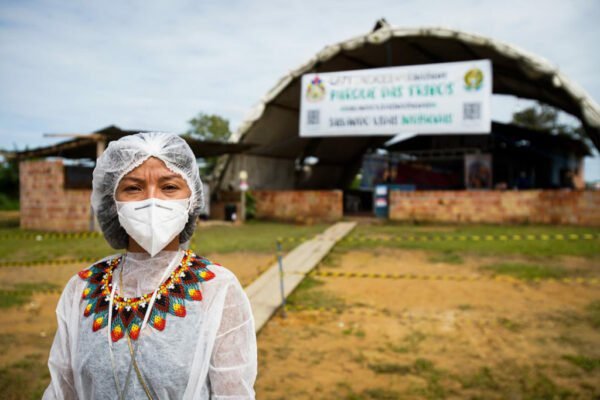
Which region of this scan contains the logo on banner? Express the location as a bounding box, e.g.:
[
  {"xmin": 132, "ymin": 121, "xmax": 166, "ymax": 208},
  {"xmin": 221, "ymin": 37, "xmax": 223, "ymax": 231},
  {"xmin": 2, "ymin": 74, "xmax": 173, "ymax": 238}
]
[
  {"xmin": 306, "ymin": 76, "xmax": 326, "ymax": 102},
  {"xmin": 464, "ymin": 68, "xmax": 484, "ymax": 91}
]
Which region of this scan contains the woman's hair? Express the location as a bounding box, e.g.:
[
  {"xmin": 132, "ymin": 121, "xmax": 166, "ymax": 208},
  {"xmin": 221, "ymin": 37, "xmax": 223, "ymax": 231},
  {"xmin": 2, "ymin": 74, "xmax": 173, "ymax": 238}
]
[{"xmin": 91, "ymin": 132, "xmax": 204, "ymax": 249}]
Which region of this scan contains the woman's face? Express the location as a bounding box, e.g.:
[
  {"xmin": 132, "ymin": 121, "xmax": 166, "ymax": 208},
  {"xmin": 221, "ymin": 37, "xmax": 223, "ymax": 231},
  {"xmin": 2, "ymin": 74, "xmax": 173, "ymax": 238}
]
[{"xmin": 115, "ymin": 156, "xmax": 192, "ymax": 202}]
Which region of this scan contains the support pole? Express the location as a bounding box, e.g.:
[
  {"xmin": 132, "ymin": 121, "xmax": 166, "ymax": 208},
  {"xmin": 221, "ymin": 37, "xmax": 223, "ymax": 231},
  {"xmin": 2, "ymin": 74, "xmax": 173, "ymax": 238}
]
[{"xmin": 276, "ymin": 238, "xmax": 287, "ymax": 318}]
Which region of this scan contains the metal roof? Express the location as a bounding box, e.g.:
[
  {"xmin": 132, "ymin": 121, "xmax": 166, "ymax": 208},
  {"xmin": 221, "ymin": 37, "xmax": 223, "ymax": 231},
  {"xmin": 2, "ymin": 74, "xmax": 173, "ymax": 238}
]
[
  {"xmin": 5, "ymin": 125, "xmax": 255, "ymax": 161},
  {"xmin": 230, "ymin": 21, "xmax": 600, "ymax": 151},
  {"xmin": 215, "ymin": 20, "xmax": 599, "ymax": 189}
]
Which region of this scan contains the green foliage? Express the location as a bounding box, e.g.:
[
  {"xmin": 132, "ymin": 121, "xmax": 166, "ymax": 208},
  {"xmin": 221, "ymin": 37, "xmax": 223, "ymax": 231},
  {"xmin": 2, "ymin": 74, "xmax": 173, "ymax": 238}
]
[
  {"xmin": 512, "ymin": 103, "xmax": 560, "ymax": 131},
  {"xmin": 512, "ymin": 102, "xmax": 586, "ymax": 142},
  {"xmin": 585, "ymin": 300, "xmax": 600, "ymax": 330},
  {"xmin": 192, "ymin": 220, "xmax": 326, "ymax": 254},
  {"xmin": 286, "ymin": 276, "xmax": 345, "ymax": 311},
  {"xmin": 515, "ymin": 370, "xmax": 573, "ymax": 400},
  {"xmin": 349, "ymin": 173, "xmax": 362, "ymax": 190},
  {"xmin": 481, "ymin": 262, "xmax": 567, "ymax": 281},
  {"xmin": 562, "ymin": 355, "xmax": 600, "ymax": 372},
  {"xmin": 0, "ymin": 232, "xmax": 114, "ymax": 264},
  {"xmin": 0, "ymin": 220, "xmax": 326, "ymax": 262},
  {"xmin": 0, "ymin": 158, "xmax": 19, "ymax": 210},
  {"xmin": 368, "ymin": 362, "xmax": 411, "ymax": 374},
  {"xmin": 360, "ymin": 388, "xmax": 402, "ymax": 400},
  {"xmin": 0, "ymin": 282, "xmax": 60, "ymax": 309},
  {"xmin": 387, "ymin": 330, "xmax": 426, "ymax": 353},
  {"xmin": 497, "ymin": 317, "xmax": 524, "ymax": 332},
  {"xmin": 184, "ymin": 112, "xmax": 232, "ymax": 176},
  {"xmin": 245, "ymin": 191, "xmax": 256, "ymax": 220},
  {"xmin": 428, "ymin": 250, "xmax": 463, "ymax": 264},
  {"xmin": 0, "ymin": 354, "xmax": 50, "ymax": 400},
  {"xmin": 410, "ymin": 359, "xmax": 446, "ymax": 400},
  {"xmin": 458, "ymin": 366, "xmax": 499, "ymax": 390},
  {"xmin": 0, "ymin": 211, "xmax": 19, "ymax": 228},
  {"xmin": 339, "ymin": 222, "xmax": 600, "ymax": 259},
  {"xmin": 0, "ymin": 194, "xmax": 19, "ymax": 210},
  {"xmin": 185, "ymin": 112, "xmax": 231, "ymax": 142},
  {"xmin": 342, "ymin": 325, "xmax": 366, "ymax": 338},
  {"xmin": 0, "ymin": 291, "xmax": 29, "ymax": 309},
  {"xmin": 341, "ymin": 386, "xmax": 402, "ymax": 400}
]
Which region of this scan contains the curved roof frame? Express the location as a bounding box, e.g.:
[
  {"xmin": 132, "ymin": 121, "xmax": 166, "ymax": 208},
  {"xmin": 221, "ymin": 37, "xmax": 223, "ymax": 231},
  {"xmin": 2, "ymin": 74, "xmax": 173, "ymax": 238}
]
[{"xmin": 231, "ymin": 22, "xmax": 600, "ymax": 151}]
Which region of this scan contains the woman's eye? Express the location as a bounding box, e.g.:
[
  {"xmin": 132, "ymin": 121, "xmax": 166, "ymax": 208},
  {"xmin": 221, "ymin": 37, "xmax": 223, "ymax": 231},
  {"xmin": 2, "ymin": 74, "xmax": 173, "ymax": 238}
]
[
  {"xmin": 163, "ymin": 185, "xmax": 178, "ymax": 191},
  {"xmin": 124, "ymin": 186, "xmax": 141, "ymax": 192}
]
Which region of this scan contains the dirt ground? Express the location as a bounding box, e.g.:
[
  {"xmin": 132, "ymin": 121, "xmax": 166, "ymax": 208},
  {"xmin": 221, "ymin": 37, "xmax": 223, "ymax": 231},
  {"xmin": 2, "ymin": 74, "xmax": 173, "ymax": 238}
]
[
  {"xmin": 1, "ymin": 244, "xmax": 598, "ymax": 399},
  {"xmin": 0, "ymin": 251, "xmax": 273, "ymax": 371},
  {"xmin": 256, "ymin": 248, "xmax": 600, "ymax": 399}
]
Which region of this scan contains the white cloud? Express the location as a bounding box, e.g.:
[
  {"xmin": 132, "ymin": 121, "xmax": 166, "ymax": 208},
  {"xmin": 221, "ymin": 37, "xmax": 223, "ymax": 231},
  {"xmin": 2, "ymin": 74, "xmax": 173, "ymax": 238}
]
[{"xmin": 1, "ymin": 0, "xmax": 599, "ymax": 177}]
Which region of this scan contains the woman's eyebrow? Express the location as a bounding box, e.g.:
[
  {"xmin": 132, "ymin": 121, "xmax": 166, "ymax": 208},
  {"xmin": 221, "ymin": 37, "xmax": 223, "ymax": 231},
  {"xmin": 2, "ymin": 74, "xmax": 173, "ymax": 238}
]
[
  {"xmin": 120, "ymin": 176, "xmax": 144, "ymax": 184},
  {"xmin": 159, "ymin": 174, "xmax": 184, "ymax": 181}
]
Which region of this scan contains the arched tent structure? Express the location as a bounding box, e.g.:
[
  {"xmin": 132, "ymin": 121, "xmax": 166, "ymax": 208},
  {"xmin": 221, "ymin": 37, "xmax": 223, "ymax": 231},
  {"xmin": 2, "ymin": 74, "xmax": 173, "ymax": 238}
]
[{"xmin": 217, "ymin": 20, "xmax": 600, "ymax": 191}]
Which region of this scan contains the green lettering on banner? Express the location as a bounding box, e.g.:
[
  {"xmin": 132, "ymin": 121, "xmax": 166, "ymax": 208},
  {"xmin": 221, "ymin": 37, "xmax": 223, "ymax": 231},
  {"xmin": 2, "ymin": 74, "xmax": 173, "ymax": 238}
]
[
  {"xmin": 407, "ymin": 83, "xmax": 453, "ymax": 97},
  {"xmin": 401, "ymin": 114, "xmax": 453, "ymax": 125},
  {"xmin": 330, "ymin": 87, "xmax": 377, "ymax": 101},
  {"xmin": 380, "ymin": 86, "xmax": 403, "ymax": 98}
]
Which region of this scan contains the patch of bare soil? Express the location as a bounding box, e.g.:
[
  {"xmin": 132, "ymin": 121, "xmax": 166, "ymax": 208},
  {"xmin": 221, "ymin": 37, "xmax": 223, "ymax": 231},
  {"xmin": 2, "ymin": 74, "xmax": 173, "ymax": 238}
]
[
  {"xmin": 0, "ymin": 251, "xmax": 271, "ymax": 370},
  {"xmin": 206, "ymin": 252, "xmax": 275, "ymax": 287},
  {"xmin": 257, "ymin": 249, "xmax": 600, "ymax": 399}
]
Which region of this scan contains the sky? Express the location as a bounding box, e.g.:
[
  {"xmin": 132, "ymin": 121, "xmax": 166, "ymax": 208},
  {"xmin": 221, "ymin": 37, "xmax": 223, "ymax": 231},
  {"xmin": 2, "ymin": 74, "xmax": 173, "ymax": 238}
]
[{"xmin": 1, "ymin": 0, "xmax": 599, "ymax": 180}]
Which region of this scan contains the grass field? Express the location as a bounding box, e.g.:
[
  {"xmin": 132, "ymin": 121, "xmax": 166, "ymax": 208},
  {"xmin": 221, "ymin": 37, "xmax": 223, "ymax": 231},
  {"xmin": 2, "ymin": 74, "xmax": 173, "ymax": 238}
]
[
  {"xmin": 0, "ymin": 219, "xmax": 326, "ymax": 263},
  {"xmin": 337, "ymin": 222, "xmax": 600, "ymax": 259}
]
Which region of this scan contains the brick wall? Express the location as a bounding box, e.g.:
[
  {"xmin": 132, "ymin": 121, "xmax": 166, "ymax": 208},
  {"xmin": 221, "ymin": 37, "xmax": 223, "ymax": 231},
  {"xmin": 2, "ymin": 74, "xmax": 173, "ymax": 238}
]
[
  {"xmin": 210, "ymin": 191, "xmax": 241, "ymax": 221},
  {"xmin": 389, "ymin": 190, "xmax": 600, "ymax": 226},
  {"xmin": 20, "ymin": 160, "xmax": 93, "ymax": 232},
  {"xmin": 253, "ymin": 190, "xmax": 343, "ymax": 223}
]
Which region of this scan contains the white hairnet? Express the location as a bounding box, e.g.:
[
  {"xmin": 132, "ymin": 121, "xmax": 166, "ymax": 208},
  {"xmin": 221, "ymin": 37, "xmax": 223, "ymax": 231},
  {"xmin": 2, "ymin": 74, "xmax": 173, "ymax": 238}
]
[{"xmin": 91, "ymin": 132, "xmax": 204, "ymax": 250}]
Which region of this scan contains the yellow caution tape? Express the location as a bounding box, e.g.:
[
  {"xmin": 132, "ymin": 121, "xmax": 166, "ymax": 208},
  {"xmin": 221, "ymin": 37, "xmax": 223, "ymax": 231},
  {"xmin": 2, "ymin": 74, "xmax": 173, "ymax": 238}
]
[
  {"xmin": 0, "ymin": 288, "xmax": 63, "ymax": 296},
  {"xmin": 0, "ymin": 257, "xmax": 98, "ymax": 268},
  {"xmin": 339, "ymin": 233, "xmax": 599, "ymax": 243},
  {"xmin": 308, "ymin": 270, "xmax": 598, "ymax": 284},
  {"xmin": 0, "ymin": 231, "xmax": 103, "ymax": 240},
  {"xmin": 285, "ymin": 305, "xmax": 530, "ymax": 327}
]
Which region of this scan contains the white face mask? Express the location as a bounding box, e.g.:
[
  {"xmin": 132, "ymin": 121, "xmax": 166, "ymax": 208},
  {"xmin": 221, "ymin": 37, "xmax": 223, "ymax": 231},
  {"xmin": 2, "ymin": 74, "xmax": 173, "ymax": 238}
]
[{"xmin": 115, "ymin": 197, "xmax": 191, "ymax": 256}]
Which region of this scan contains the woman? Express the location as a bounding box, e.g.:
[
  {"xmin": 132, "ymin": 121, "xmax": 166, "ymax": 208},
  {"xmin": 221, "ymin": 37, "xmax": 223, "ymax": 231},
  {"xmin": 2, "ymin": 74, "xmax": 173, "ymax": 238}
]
[{"xmin": 43, "ymin": 132, "xmax": 257, "ymax": 399}]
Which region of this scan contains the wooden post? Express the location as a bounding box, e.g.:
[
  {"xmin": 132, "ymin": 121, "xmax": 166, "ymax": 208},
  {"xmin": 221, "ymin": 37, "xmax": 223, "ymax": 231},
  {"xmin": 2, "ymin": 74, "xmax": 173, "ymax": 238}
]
[{"xmin": 96, "ymin": 139, "xmax": 106, "ymax": 159}]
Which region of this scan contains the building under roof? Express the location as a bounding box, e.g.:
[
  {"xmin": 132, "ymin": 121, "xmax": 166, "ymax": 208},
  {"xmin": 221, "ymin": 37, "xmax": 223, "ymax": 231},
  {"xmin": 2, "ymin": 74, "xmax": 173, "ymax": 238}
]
[
  {"xmin": 215, "ymin": 20, "xmax": 600, "ymax": 192},
  {"xmin": 11, "ymin": 125, "xmax": 256, "ymax": 232}
]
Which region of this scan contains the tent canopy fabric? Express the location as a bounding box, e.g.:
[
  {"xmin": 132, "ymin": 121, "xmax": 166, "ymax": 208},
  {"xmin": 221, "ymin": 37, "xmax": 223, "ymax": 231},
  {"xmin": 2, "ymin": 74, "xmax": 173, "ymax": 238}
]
[
  {"xmin": 216, "ymin": 21, "xmax": 598, "ymax": 189},
  {"xmin": 227, "ymin": 21, "xmax": 600, "ymax": 165}
]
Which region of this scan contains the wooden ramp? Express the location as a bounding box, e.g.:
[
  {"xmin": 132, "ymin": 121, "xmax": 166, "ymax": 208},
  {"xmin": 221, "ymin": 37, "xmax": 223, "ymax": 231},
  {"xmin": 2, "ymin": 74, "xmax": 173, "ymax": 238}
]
[{"xmin": 245, "ymin": 222, "xmax": 356, "ymax": 332}]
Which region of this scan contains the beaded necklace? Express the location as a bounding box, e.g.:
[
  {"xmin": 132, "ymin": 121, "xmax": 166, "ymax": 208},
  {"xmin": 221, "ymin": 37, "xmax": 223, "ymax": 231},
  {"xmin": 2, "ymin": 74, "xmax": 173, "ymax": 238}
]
[{"xmin": 78, "ymin": 248, "xmax": 216, "ymax": 342}]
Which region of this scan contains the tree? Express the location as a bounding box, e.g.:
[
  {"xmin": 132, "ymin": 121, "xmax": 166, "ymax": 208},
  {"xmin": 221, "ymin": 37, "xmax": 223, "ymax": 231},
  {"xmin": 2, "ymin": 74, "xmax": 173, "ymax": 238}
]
[
  {"xmin": 0, "ymin": 153, "xmax": 19, "ymax": 210},
  {"xmin": 512, "ymin": 102, "xmax": 586, "ymax": 142},
  {"xmin": 184, "ymin": 112, "xmax": 231, "ymax": 142},
  {"xmin": 183, "ymin": 112, "xmax": 232, "ymax": 176}
]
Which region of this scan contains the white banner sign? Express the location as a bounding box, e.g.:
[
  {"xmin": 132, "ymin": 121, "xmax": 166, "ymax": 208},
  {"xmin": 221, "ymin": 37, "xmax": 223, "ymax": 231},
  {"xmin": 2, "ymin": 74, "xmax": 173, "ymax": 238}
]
[{"xmin": 299, "ymin": 60, "xmax": 492, "ymax": 137}]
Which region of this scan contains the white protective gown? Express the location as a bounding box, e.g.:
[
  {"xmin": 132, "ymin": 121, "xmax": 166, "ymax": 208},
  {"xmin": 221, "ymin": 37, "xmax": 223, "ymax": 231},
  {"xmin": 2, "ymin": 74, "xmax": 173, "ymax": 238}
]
[{"xmin": 42, "ymin": 249, "xmax": 257, "ymax": 399}]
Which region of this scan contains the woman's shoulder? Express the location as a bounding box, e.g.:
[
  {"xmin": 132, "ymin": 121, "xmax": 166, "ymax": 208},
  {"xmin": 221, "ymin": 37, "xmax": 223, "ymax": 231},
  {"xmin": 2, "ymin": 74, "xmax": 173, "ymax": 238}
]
[
  {"xmin": 54, "ymin": 253, "xmax": 122, "ymax": 311},
  {"xmin": 193, "ymin": 255, "xmax": 234, "ymax": 276},
  {"xmin": 64, "ymin": 253, "xmax": 122, "ymax": 294},
  {"xmin": 191, "ymin": 253, "xmax": 239, "ymax": 285},
  {"xmin": 74, "ymin": 253, "xmax": 122, "ymax": 281}
]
